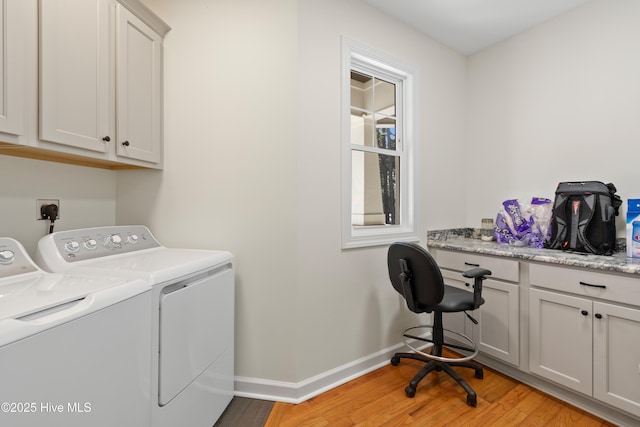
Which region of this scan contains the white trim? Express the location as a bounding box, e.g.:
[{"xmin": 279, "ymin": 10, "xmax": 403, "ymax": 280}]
[
  {"xmin": 118, "ymin": 0, "xmax": 171, "ymax": 36},
  {"xmin": 341, "ymin": 37, "xmax": 420, "ymax": 249},
  {"xmin": 233, "ymin": 334, "xmax": 431, "ymax": 403},
  {"xmin": 233, "ymin": 344, "xmax": 398, "ymax": 403}
]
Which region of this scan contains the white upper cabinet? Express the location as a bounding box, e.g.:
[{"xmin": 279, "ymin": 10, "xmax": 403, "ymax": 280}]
[
  {"xmin": 39, "ymin": 0, "xmax": 112, "ymax": 153},
  {"xmin": 0, "ymin": 0, "xmax": 29, "ymax": 141},
  {"xmin": 2, "ymin": 0, "xmax": 169, "ymax": 169},
  {"xmin": 116, "ymin": 4, "xmax": 163, "ymax": 164}
]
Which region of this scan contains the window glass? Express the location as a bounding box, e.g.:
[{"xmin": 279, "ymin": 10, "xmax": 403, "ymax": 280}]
[{"xmin": 351, "ymin": 151, "xmax": 399, "ymax": 226}]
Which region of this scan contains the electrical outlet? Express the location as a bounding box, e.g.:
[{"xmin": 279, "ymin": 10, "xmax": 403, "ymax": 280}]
[{"xmin": 37, "ymin": 199, "xmax": 60, "ymax": 220}]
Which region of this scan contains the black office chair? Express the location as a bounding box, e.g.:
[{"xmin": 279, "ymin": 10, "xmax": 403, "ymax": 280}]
[{"xmin": 387, "ymin": 242, "xmax": 491, "ymax": 406}]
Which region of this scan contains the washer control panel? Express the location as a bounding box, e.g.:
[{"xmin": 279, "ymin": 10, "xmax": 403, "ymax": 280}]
[
  {"xmin": 42, "ymin": 226, "xmax": 161, "ymax": 263},
  {"xmin": 0, "ymin": 238, "xmax": 39, "ymax": 278}
]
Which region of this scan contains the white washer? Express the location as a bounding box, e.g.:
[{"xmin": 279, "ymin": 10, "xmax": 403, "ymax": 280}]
[
  {"xmin": 35, "ymin": 226, "xmax": 235, "ymax": 427},
  {"xmin": 0, "ymin": 237, "xmax": 151, "ymax": 427}
]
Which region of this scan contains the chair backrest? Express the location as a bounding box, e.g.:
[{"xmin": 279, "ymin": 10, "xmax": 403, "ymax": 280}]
[{"xmin": 387, "ymin": 242, "xmax": 444, "ymax": 313}]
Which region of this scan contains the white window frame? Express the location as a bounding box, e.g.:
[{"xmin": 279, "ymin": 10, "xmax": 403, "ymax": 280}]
[{"xmin": 341, "ymin": 38, "xmax": 419, "ymax": 249}]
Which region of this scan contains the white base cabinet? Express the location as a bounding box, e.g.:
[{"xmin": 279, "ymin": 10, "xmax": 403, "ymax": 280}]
[
  {"xmin": 432, "ymin": 246, "xmax": 640, "ymax": 422},
  {"xmin": 435, "ymin": 250, "xmax": 520, "ymax": 367},
  {"xmin": 529, "ymin": 288, "xmax": 593, "ymax": 395},
  {"xmin": 593, "ymin": 302, "xmax": 640, "ymax": 417},
  {"xmin": 529, "ymin": 262, "xmax": 640, "ymax": 418},
  {"xmin": 475, "ymin": 278, "xmax": 519, "ymax": 365}
]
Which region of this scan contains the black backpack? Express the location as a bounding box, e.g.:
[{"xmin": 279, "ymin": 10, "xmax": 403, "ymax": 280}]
[{"xmin": 546, "ymin": 181, "xmax": 622, "ymax": 255}]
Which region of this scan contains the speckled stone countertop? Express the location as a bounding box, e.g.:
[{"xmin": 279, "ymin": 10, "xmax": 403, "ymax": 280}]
[{"xmin": 427, "ymin": 228, "xmax": 640, "ymax": 276}]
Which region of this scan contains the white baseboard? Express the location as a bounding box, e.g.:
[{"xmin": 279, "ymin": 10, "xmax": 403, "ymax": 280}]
[
  {"xmin": 233, "ymin": 343, "xmax": 400, "ymax": 403},
  {"xmin": 233, "ymin": 333, "xmax": 432, "ymax": 404}
]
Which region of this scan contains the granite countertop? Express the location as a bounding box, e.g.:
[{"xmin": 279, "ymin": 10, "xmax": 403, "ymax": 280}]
[{"xmin": 427, "ymin": 228, "xmax": 640, "ymax": 276}]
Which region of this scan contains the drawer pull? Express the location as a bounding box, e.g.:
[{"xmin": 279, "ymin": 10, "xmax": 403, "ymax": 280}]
[
  {"xmin": 579, "ymin": 281, "xmax": 606, "ymax": 289},
  {"xmin": 464, "ymin": 262, "xmax": 480, "ymax": 267}
]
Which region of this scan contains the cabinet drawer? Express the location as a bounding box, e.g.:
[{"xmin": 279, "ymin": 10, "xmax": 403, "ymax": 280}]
[
  {"xmin": 435, "ymin": 250, "xmax": 519, "ymax": 282},
  {"xmin": 529, "ymin": 263, "xmax": 640, "ymax": 306}
]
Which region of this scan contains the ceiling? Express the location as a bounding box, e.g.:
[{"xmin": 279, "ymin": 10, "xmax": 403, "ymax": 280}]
[{"xmin": 361, "ymin": 0, "xmax": 592, "ymax": 55}]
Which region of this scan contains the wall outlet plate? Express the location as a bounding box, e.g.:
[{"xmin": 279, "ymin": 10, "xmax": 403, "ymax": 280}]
[{"xmin": 37, "ymin": 199, "xmax": 60, "ymax": 220}]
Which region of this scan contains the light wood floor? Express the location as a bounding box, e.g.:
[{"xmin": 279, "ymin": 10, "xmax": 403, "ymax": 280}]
[{"xmin": 265, "ymin": 352, "xmax": 616, "ymax": 426}]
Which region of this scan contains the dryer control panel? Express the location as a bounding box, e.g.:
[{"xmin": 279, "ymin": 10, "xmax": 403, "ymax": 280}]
[{"xmin": 36, "ymin": 226, "xmax": 162, "ymax": 266}]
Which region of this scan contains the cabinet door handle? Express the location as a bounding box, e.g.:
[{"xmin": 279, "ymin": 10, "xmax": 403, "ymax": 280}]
[
  {"xmin": 102, "ymin": 136, "xmax": 110, "ymax": 142},
  {"xmin": 464, "ymin": 262, "xmax": 480, "ymax": 267},
  {"xmin": 581, "ymin": 310, "xmax": 589, "ymax": 316},
  {"xmin": 122, "ymin": 141, "xmax": 130, "ymax": 147},
  {"xmin": 595, "ymin": 313, "xmax": 603, "ymax": 319},
  {"xmin": 579, "ymin": 281, "xmax": 606, "ymax": 289}
]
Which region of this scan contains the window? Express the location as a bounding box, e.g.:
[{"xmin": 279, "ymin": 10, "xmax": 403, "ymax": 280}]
[{"xmin": 341, "ymin": 39, "xmax": 418, "ymax": 249}]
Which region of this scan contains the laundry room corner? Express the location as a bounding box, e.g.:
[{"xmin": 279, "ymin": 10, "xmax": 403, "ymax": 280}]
[
  {"xmin": 117, "ymin": 0, "xmax": 302, "ymax": 391},
  {"xmin": 0, "ymin": 156, "xmax": 117, "ymax": 256}
]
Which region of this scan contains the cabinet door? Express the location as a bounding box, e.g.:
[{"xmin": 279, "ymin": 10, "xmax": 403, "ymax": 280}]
[
  {"xmin": 0, "ymin": 0, "xmax": 27, "ymax": 139},
  {"xmin": 593, "ymin": 302, "xmax": 640, "ymax": 417},
  {"xmin": 116, "ymin": 4, "xmax": 162, "ymax": 164},
  {"xmin": 39, "ymin": 0, "xmax": 112, "ymax": 152},
  {"xmin": 529, "ymin": 288, "xmax": 592, "ymax": 395},
  {"xmin": 475, "ymin": 279, "xmax": 519, "ymax": 366}
]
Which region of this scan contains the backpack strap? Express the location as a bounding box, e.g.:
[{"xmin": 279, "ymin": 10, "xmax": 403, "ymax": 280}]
[
  {"xmin": 547, "ymin": 193, "xmax": 568, "ymax": 249},
  {"xmin": 606, "ymin": 182, "xmax": 622, "ymax": 215},
  {"xmin": 576, "ymin": 194, "xmax": 597, "ymax": 253}
]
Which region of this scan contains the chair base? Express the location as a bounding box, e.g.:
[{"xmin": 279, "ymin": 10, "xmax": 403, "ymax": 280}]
[
  {"xmin": 402, "ymin": 324, "xmax": 479, "ymax": 362},
  {"xmin": 390, "ymin": 351, "xmax": 483, "ymax": 406},
  {"xmin": 392, "ymin": 323, "xmax": 484, "ymax": 407}
]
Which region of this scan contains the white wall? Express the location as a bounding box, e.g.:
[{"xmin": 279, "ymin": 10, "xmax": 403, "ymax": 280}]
[
  {"xmin": 118, "ymin": 0, "xmax": 468, "ymax": 389},
  {"xmin": 465, "ymin": 0, "xmax": 640, "ymax": 232},
  {"xmin": 118, "ymin": 0, "xmax": 300, "ymax": 383},
  {"xmin": 0, "ymin": 155, "xmax": 116, "ymax": 256},
  {"xmin": 295, "ymin": 0, "xmax": 467, "ymax": 381}
]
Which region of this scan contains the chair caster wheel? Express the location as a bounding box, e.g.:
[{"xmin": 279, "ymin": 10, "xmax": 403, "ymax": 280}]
[
  {"xmin": 467, "ymin": 395, "xmax": 477, "ymax": 407},
  {"xmin": 390, "ymin": 356, "xmax": 400, "ymax": 366},
  {"xmin": 475, "ymin": 369, "xmax": 484, "ymax": 379},
  {"xmin": 405, "ymin": 386, "xmax": 416, "ymax": 398}
]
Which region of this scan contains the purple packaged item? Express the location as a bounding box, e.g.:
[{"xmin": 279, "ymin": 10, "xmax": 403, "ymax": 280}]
[
  {"xmin": 531, "ymin": 197, "xmax": 551, "ymax": 205},
  {"xmin": 494, "ymin": 213, "xmax": 517, "ymax": 243},
  {"xmin": 503, "ymin": 199, "xmax": 531, "ymax": 235}
]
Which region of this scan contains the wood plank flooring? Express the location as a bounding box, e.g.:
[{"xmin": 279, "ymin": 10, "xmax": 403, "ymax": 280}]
[
  {"xmin": 264, "ymin": 353, "xmax": 616, "ymax": 426},
  {"xmin": 214, "ymin": 397, "xmax": 274, "ymax": 427}
]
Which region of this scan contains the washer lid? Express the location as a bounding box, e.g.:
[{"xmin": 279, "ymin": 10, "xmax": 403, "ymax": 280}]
[
  {"xmin": 0, "ymin": 236, "xmax": 141, "ymax": 321},
  {"xmin": 66, "ymin": 247, "xmax": 234, "ymax": 285},
  {"xmin": 0, "ymin": 272, "xmax": 138, "ymax": 321}
]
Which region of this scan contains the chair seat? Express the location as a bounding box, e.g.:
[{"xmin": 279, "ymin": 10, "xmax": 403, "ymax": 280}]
[{"xmin": 424, "ymin": 285, "xmax": 484, "ymax": 313}]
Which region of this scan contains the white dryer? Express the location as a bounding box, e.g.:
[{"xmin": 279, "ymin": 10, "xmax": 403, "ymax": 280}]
[
  {"xmin": 0, "ymin": 237, "xmax": 151, "ymax": 427},
  {"xmin": 36, "ymin": 226, "xmax": 235, "ymax": 427}
]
